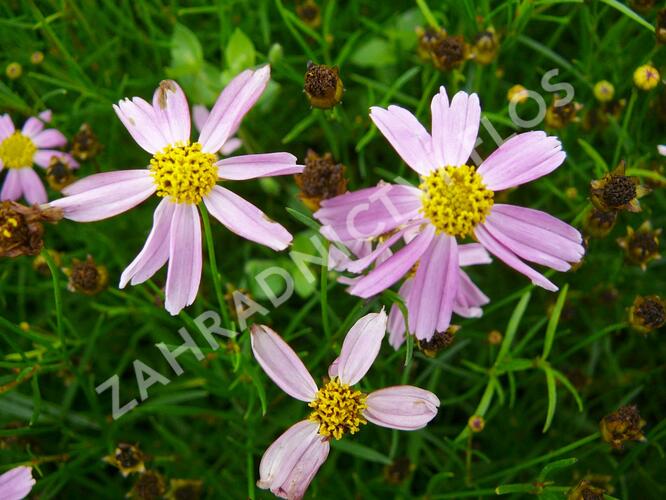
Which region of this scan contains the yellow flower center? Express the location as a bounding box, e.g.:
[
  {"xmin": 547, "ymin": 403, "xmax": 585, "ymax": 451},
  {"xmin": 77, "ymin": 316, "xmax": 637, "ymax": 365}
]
[
  {"xmin": 149, "ymin": 142, "xmax": 217, "ymax": 204},
  {"xmin": 308, "ymin": 378, "xmax": 367, "ymax": 440},
  {"xmin": 0, "ymin": 132, "xmax": 37, "ymax": 169},
  {"xmin": 1, "ymin": 215, "xmax": 19, "ymax": 240},
  {"xmin": 419, "ymin": 164, "xmax": 494, "ymax": 238}
]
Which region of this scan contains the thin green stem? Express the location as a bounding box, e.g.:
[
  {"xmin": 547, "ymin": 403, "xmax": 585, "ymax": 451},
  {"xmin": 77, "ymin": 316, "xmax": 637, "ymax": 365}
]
[
  {"xmin": 320, "ymin": 240, "xmax": 331, "ymax": 338},
  {"xmin": 42, "ymin": 248, "xmax": 65, "ymax": 356}
]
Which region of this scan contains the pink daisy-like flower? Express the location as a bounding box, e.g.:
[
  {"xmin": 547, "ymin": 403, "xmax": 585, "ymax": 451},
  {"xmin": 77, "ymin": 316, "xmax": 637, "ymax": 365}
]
[
  {"xmin": 192, "ymin": 104, "xmax": 242, "ymax": 156},
  {"xmin": 658, "ymin": 145, "xmax": 666, "ymax": 156},
  {"xmin": 49, "ymin": 66, "xmax": 303, "ymax": 315},
  {"xmin": 314, "ymin": 87, "xmax": 584, "ymax": 341},
  {"xmin": 0, "ymin": 466, "xmax": 35, "ymax": 500},
  {"xmin": 252, "ymin": 310, "xmax": 439, "ymax": 499},
  {"xmin": 0, "ymin": 110, "xmax": 78, "ymax": 204}
]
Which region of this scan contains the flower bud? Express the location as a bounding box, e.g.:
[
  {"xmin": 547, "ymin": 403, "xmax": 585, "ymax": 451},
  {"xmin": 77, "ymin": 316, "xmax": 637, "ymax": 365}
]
[{"xmin": 633, "ymin": 64, "xmax": 660, "ymax": 91}]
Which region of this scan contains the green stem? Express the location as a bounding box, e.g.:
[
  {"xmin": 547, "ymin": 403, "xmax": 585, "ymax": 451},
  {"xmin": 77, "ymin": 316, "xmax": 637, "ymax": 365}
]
[
  {"xmin": 199, "ymin": 204, "xmax": 232, "ymax": 330},
  {"xmin": 42, "ymin": 249, "xmax": 65, "ymax": 355},
  {"xmin": 320, "ymin": 240, "xmax": 331, "ymax": 339}
]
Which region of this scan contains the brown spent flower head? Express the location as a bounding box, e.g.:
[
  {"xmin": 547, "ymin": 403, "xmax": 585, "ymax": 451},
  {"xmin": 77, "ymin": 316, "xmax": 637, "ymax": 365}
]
[
  {"xmin": 130, "ymin": 470, "xmax": 166, "ymax": 500},
  {"xmin": 629, "ymin": 295, "xmax": 665, "ymax": 334},
  {"xmin": 304, "ymin": 62, "xmax": 343, "ymax": 109},
  {"xmin": 384, "ymin": 457, "xmax": 413, "ymax": 485},
  {"xmin": 296, "ymin": 0, "xmax": 321, "ymax": 29},
  {"xmin": 71, "ymin": 123, "xmax": 102, "ymax": 161},
  {"xmin": 166, "ymin": 478, "xmax": 203, "ymax": 500},
  {"xmin": 103, "ymin": 443, "xmax": 146, "ymax": 477},
  {"xmin": 567, "ymin": 480, "xmax": 606, "ymax": 500},
  {"xmin": 33, "ymin": 249, "xmax": 62, "ymax": 276},
  {"xmin": 468, "ymin": 415, "xmax": 485, "ymax": 433},
  {"xmin": 600, "ymin": 404, "xmax": 647, "ymax": 449},
  {"xmin": 294, "ymin": 149, "xmax": 347, "ymax": 211},
  {"xmin": 430, "ymin": 34, "xmax": 470, "ymax": 71},
  {"xmin": 545, "ymin": 95, "xmax": 582, "ymax": 129},
  {"xmin": 487, "ymin": 330, "xmax": 503, "ymax": 345},
  {"xmin": 0, "ymin": 201, "xmax": 62, "ymax": 258},
  {"xmin": 46, "ymin": 156, "xmax": 76, "ymax": 191},
  {"xmin": 657, "ymin": 9, "xmax": 666, "ymax": 44},
  {"xmin": 616, "ymin": 221, "xmax": 661, "ymax": 270},
  {"xmin": 472, "ymin": 27, "xmax": 499, "ymax": 65},
  {"xmin": 65, "ymin": 255, "xmax": 109, "ymax": 295},
  {"xmin": 418, "ymin": 325, "xmax": 460, "ymax": 357},
  {"xmin": 589, "ymin": 161, "xmax": 649, "ymax": 212},
  {"xmin": 584, "ymin": 208, "xmax": 618, "ymax": 238},
  {"xmin": 416, "ymin": 26, "xmax": 446, "ymax": 61}
]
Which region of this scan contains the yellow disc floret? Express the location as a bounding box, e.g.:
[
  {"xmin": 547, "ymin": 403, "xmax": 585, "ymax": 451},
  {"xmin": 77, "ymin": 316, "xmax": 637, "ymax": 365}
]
[
  {"xmin": 308, "ymin": 378, "xmax": 368, "ymax": 440},
  {"xmin": 150, "ymin": 142, "xmax": 217, "ymax": 204},
  {"xmin": 0, "ymin": 132, "xmax": 37, "ymax": 169},
  {"xmin": 420, "ymin": 164, "xmax": 494, "ymax": 238}
]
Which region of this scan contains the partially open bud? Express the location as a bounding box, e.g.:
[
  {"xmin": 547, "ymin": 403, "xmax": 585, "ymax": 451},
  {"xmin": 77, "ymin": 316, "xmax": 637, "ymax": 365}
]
[
  {"xmin": 71, "ymin": 123, "xmax": 102, "ymax": 161},
  {"xmin": 590, "ymin": 161, "xmax": 649, "ymax": 212},
  {"xmin": 0, "ymin": 201, "xmax": 62, "ymax": 258},
  {"xmin": 46, "ymin": 156, "xmax": 76, "ymax": 191},
  {"xmin": 545, "ymin": 95, "xmax": 582, "ymax": 129},
  {"xmin": 417, "ymin": 325, "xmax": 459, "ymax": 357},
  {"xmin": 166, "ymin": 478, "xmax": 202, "ymax": 500},
  {"xmin": 6, "ymin": 62, "xmax": 22, "ymax": 80},
  {"xmin": 567, "ymin": 480, "xmax": 606, "ymax": 500},
  {"xmin": 30, "ymin": 51, "xmax": 44, "ymax": 65},
  {"xmin": 616, "ymin": 221, "xmax": 661, "ymax": 270},
  {"xmin": 593, "ymin": 80, "xmax": 615, "ymax": 102},
  {"xmin": 296, "ymin": 0, "xmax": 321, "ymax": 29},
  {"xmin": 584, "ymin": 208, "xmax": 618, "ymax": 238},
  {"xmin": 130, "ymin": 470, "xmax": 166, "ymax": 500},
  {"xmin": 468, "ymin": 415, "xmax": 485, "ymax": 433},
  {"xmin": 507, "ymin": 84, "xmax": 529, "ymax": 104},
  {"xmin": 629, "ymin": 295, "xmax": 665, "ymax": 334},
  {"xmin": 103, "ymin": 443, "xmax": 146, "ymax": 477},
  {"xmin": 472, "ymin": 27, "xmax": 499, "ymax": 65},
  {"xmin": 633, "ymin": 64, "xmax": 660, "ymax": 91},
  {"xmin": 487, "ymin": 330, "xmax": 503, "ymax": 345},
  {"xmin": 600, "ymin": 405, "xmax": 647, "ymax": 449},
  {"xmin": 64, "ymin": 255, "xmax": 108, "ymax": 295},
  {"xmin": 304, "ymin": 62, "xmax": 343, "ymax": 109},
  {"xmin": 295, "ymin": 149, "xmax": 347, "ymax": 211}
]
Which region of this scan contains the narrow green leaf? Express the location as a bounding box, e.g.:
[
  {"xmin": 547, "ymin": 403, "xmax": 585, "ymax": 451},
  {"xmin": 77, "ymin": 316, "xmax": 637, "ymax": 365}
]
[
  {"xmin": 577, "ymin": 139, "xmax": 609, "ymax": 177},
  {"xmin": 599, "ymin": 0, "xmax": 655, "ymax": 32},
  {"xmin": 331, "ymin": 439, "xmax": 392, "ymax": 465},
  {"xmin": 285, "ymin": 207, "xmax": 321, "ymax": 231},
  {"xmin": 542, "ymin": 367, "xmax": 557, "ymax": 433},
  {"xmin": 537, "ymin": 457, "xmax": 578, "ymax": 482},
  {"xmin": 542, "ymin": 284, "xmax": 568, "ymax": 360},
  {"xmin": 552, "ymin": 369, "xmax": 583, "ymax": 412},
  {"xmin": 495, "ymin": 291, "xmax": 531, "ymax": 366}
]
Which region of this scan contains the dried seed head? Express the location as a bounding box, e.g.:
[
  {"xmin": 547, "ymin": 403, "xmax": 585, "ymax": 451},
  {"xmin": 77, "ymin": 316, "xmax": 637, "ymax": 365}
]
[
  {"xmin": 166, "ymin": 478, "xmax": 203, "ymax": 500},
  {"xmin": 71, "ymin": 123, "xmax": 102, "ymax": 161},
  {"xmin": 65, "ymin": 255, "xmax": 108, "ymax": 295},
  {"xmin": 416, "ymin": 26, "xmax": 447, "ymax": 61},
  {"xmin": 431, "ymin": 34, "xmax": 469, "ymax": 71},
  {"xmin": 589, "ymin": 161, "xmax": 649, "ymax": 212},
  {"xmin": 629, "ymin": 295, "xmax": 665, "ymax": 334},
  {"xmin": 46, "ymin": 156, "xmax": 76, "ymax": 191},
  {"xmin": 304, "ymin": 63, "xmax": 343, "ymax": 109},
  {"xmin": 296, "ymin": 0, "xmax": 321, "ymax": 29},
  {"xmin": 294, "ymin": 149, "xmax": 347, "ymax": 211},
  {"xmin": 130, "ymin": 470, "xmax": 166, "ymax": 500},
  {"xmin": 473, "ymin": 27, "xmax": 499, "ymax": 65},
  {"xmin": 468, "ymin": 415, "xmax": 485, "ymax": 433},
  {"xmin": 103, "ymin": 443, "xmax": 146, "ymax": 477},
  {"xmin": 567, "ymin": 480, "xmax": 606, "ymax": 500},
  {"xmin": 383, "ymin": 457, "xmax": 413, "ymax": 485},
  {"xmin": 600, "ymin": 405, "xmax": 647, "ymax": 449},
  {"xmin": 0, "ymin": 201, "xmax": 62, "ymax": 258},
  {"xmin": 545, "ymin": 95, "xmax": 582, "ymax": 129},
  {"xmin": 418, "ymin": 325, "xmax": 460, "ymax": 357},
  {"xmin": 584, "ymin": 208, "xmax": 618, "ymax": 238},
  {"xmin": 617, "ymin": 221, "xmax": 661, "ymax": 270}
]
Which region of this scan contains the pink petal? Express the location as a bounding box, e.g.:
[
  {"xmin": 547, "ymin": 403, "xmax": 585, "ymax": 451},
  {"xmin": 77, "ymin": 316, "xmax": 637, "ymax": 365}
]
[
  {"xmin": 349, "ymin": 225, "xmax": 435, "ymax": 299},
  {"xmin": 344, "ymin": 227, "xmax": 407, "ymax": 273},
  {"xmin": 17, "ymin": 168, "xmax": 47, "ymax": 204},
  {"xmin": 164, "ymin": 203, "xmax": 202, "ymax": 315},
  {"xmin": 364, "ymin": 386, "xmax": 440, "ymax": 430},
  {"xmin": 477, "ymin": 132, "xmax": 565, "ymax": 191},
  {"xmin": 453, "ymin": 271, "xmax": 489, "ymax": 318},
  {"xmin": 492, "ymin": 204, "xmax": 582, "ymax": 241},
  {"xmin": 192, "ymin": 104, "xmax": 210, "ymax": 133},
  {"xmin": 33, "ymin": 150, "xmax": 79, "ymax": 169},
  {"xmin": 204, "ymin": 185, "xmax": 292, "ymax": 250},
  {"xmin": 1, "ymin": 170, "xmax": 22, "ymax": 201},
  {"xmin": 388, "ymin": 279, "xmax": 413, "ymax": 350},
  {"xmin": 458, "ymin": 243, "xmax": 492, "ymax": 266},
  {"xmin": 0, "ymin": 114, "xmax": 15, "ymax": 140},
  {"xmin": 250, "ymin": 324, "xmax": 319, "ymax": 402},
  {"xmin": 475, "ymin": 223, "xmax": 558, "ymax": 291},
  {"xmin": 62, "ymin": 169, "xmax": 151, "ymax": 196},
  {"xmin": 336, "ymin": 310, "xmax": 387, "ymax": 385},
  {"xmin": 113, "ymin": 97, "xmax": 170, "ymax": 154},
  {"xmin": 49, "ymin": 171, "xmax": 155, "ymax": 222},
  {"xmin": 220, "ymin": 137, "xmax": 242, "ymax": 156},
  {"xmin": 119, "ymin": 198, "xmax": 175, "ymax": 287},
  {"xmin": 21, "ymin": 117, "xmax": 44, "ymax": 138},
  {"xmin": 315, "ymin": 183, "xmax": 422, "ymax": 242},
  {"xmin": 327, "ymin": 356, "xmax": 340, "ymax": 379},
  {"xmin": 32, "ymin": 129, "xmax": 66, "ymax": 149},
  {"xmin": 0, "ymin": 466, "xmax": 36, "ymax": 500},
  {"xmin": 199, "ymin": 66, "xmax": 271, "ymax": 153},
  {"xmin": 216, "ymin": 152, "xmax": 303, "ymax": 180},
  {"xmin": 152, "ymin": 80, "xmax": 191, "ymax": 145},
  {"xmin": 274, "ymin": 433, "xmax": 329, "ymax": 500},
  {"xmin": 407, "ymin": 233, "xmax": 459, "ymax": 340},
  {"xmin": 369, "ymin": 105, "xmax": 436, "ymax": 175},
  {"xmin": 431, "ymin": 87, "xmax": 481, "ymax": 168},
  {"xmin": 257, "ymin": 420, "xmax": 327, "ymax": 499},
  {"xmin": 38, "ymin": 110, "xmax": 52, "ymax": 123}
]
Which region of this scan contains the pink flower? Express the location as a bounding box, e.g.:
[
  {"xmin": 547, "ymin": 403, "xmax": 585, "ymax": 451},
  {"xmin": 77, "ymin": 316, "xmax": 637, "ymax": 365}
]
[
  {"xmin": 49, "ymin": 66, "xmax": 303, "ymax": 315},
  {"xmin": 0, "ymin": 466, "xmax": 35, "ymax": 500},
  {"xmin": 252, "ymin": 311, "xmax": 439, "ymax": 499},
  {"xmin": 192, "ymin": 104, "xmax": 242, "ymax": 156},
  {"xmin": 0, "ymin": 111, "xmax": 78, "ymax": 204},
  {"xmin": 658, "ymin": 145, "xmax": 666, "ymax": 156},
  {"xmin": 314, "ymin": 87, "xmax": 584, "ymax": 341}
]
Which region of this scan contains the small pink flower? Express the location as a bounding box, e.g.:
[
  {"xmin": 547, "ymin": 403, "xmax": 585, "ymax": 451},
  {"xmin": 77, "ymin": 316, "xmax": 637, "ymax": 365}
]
[
  {"xmin": 0, "ymin": 466, "xmax": 35, "ymax": 500},
  {"xmin": 0, "ymin": 111, "xmax": 77, "ymax": 204},
  {"xmin": 252, "ymin": 311, "xmax": 439, "ymax": 499},
  {"xmin": 314, "ymin": 87, "xmax": 584, "ymax": 341},
  {"xmin": 192, "ymin": 104, "xmax": 242, "ymax": 156},
  {"xmin": 49, "ymin": 66, "xmax": 303, "ymax": 315},
  {"xmin": 658, "ymin": 144, "xmax": 666, "ymax": 156}
]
